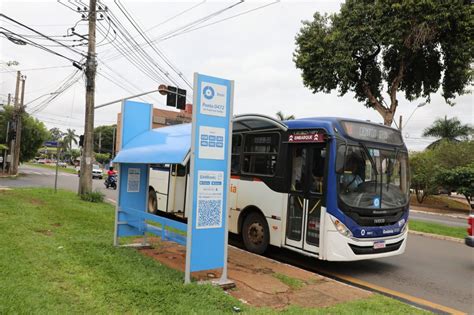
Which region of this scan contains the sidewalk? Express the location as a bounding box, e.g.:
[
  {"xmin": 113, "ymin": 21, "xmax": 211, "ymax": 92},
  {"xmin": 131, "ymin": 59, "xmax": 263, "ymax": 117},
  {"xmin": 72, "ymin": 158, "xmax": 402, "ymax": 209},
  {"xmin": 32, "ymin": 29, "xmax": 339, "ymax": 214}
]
[{"xmin": 139, "ymin": 238, "xmax": 371, "ymax": 310}]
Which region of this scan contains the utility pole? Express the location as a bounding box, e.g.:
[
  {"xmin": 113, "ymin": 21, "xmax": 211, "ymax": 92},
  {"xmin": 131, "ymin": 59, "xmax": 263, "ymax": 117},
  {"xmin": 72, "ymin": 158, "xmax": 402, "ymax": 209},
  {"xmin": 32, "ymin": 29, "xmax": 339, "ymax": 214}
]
[
  {"xmin": 12, "ymin": 75, "xmax": 26, "ymax": 175},
  {"xmin": 98, "ymin": 131, "xmax": 101, "ymax": 153},
  {"xmin": 111, "ymin": 126, "xmax": 116, "ymax": 159},
  {"xmin": 399, "ymin": 115, "xmax": 403, "ymax": 132},
  {"xmin": 8, "ymin": 71, "xmax": 21, "ymax": 175},
  {"xmin": 79, "ymin": 0, "xmax": 97, "ymax": 195},
  {"xmin": 7, "ymin": 93, "xmax": 11, "ymax": 106}
]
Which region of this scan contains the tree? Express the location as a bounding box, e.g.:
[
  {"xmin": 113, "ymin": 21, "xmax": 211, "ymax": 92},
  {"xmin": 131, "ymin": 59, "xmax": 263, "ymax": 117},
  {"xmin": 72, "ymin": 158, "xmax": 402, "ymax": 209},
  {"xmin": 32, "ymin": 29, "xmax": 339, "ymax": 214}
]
[
  {"xmin": 94, "ymin": 125, "xmax": 116, "ymax": 154},
  {"xmin": 409, "ymin": 150, "xmax": 438, "ymax": 203},
  {"xmin": 94, "ymin": 152, "xmax": 110, "ymax": 165},
  {"xmin": 431, "ymin": 140, "xmax": 474, "ymax": 169},
  {"xmin": 0, "ymin": 106, "xmax": 50, "ymax": 162},
  {"xmin": 422, "ymin": 116, "xmax": 473, "ymax": 148},
  {"xmin": 276, "ymin": 111, "xmax": 295, "ymax": 121},
  {"xmin": 436, "ymin": 164, "xmax": 474, "ymax": 207},
  {"xmin": 294, "ymin": 1, "xmax": 473, "ymax": 126},
  {"xmin": 49, "ymin": 127, "xmax": 63, "ymax": 141},
  {"xmin": 62, "ymin": 128, "xmax": 78, "ymax": 151}
]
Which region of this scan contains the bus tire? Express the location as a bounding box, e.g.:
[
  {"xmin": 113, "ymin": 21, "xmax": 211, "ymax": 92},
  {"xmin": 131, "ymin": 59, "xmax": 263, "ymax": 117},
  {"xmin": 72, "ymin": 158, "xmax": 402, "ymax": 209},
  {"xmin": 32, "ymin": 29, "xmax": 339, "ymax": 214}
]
[
  {"xmin": 242, "ymin": 212, "xmax": 269, "ymax": 254},
  {"xmin": 148, "ymin": 188, "xmax": 157, "ymax": 214}
]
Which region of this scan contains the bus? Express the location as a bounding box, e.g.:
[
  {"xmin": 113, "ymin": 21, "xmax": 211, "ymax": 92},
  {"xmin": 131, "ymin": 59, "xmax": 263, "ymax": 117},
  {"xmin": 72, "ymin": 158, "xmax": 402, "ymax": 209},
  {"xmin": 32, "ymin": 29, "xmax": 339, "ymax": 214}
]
[{"xmin": 147, "ymin": 114, "xmax": 410, "ymax": 261}]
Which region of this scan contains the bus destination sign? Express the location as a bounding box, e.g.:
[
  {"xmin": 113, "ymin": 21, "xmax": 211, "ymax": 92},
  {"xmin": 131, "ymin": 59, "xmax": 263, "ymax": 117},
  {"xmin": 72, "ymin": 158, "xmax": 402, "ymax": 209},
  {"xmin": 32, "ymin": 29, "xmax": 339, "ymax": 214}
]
[
  {"xmin": 288, "ymin": 131, "xmax": 325, "ymax": 143},
  {"xmin": 341, "ymin": 121, "xmax": 403, "ymax": 145}
]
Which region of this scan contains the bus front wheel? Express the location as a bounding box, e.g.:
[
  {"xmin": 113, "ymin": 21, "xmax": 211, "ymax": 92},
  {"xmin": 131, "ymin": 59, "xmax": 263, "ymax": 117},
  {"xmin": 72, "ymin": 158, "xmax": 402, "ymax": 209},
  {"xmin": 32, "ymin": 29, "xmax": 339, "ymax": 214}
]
[{"xmin": 242, "ymin": 212, "xmax": 269, "ymax": 254}]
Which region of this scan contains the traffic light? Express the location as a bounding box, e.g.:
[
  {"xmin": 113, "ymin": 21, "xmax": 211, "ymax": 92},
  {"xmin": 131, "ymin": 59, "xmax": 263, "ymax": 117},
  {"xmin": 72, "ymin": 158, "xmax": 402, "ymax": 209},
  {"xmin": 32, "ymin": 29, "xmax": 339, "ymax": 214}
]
[
  {"xmin": 165, "ymin": 86, "xmax": 186, "ymax": 110},
  {"xmin": 79, "ymin": 135, "xmax": 84, "ymax": 147}
]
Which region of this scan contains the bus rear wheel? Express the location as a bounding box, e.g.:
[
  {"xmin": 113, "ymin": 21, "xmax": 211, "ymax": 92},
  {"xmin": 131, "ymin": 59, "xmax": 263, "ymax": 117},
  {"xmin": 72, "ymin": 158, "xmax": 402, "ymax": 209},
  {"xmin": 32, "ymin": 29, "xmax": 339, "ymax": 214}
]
[
  {"xmin": 242, "ymin": 212, "xmax": 269, "ymax": 254},
  {"xmin": 148, "ymin": 188, "xmax": 157, "ymax": 214}
]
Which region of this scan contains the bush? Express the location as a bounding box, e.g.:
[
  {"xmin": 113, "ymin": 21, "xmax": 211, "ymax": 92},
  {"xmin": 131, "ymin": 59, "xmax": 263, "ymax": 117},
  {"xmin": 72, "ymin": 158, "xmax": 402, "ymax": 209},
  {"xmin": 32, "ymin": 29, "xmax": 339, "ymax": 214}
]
[{"xmin": 80, "ymin": 190, "xmax": 104, "ymax": 203}]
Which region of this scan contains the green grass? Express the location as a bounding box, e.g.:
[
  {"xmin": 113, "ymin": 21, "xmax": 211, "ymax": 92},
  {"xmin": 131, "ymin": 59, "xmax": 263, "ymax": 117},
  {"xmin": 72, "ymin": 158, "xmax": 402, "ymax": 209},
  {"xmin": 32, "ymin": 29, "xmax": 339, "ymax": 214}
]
[
  {"xmin": 272, "ymin": 273, "xmax": 304, "ymax": 290},
  {"xmin": 252, "ymin": 295, "xmax": 429, "ymax": 314},
  {"xmin": 0, "ymin": 188, "xmax": 242, "ymax": 314},
  {"xmin": 25, "ymin": 162, "xmax": 78, "ymax": 174},
  {"xmin": 410, "ymin": 220, "xmax": 466, "ymax": 239},
  {"xmin": 0, "ymin": 188, "xmax": 430, "ymax": 314}
]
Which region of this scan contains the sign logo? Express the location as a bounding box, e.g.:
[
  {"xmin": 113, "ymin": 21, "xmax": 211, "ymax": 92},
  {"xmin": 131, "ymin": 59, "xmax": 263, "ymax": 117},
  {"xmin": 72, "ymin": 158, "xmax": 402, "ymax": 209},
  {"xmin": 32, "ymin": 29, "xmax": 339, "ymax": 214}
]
[
  {"xmin": 373, "ymin": 197, "xmax": 380, "ymax": 207},
  {"xmin": 203, "ymin": 86, "xmax": 215, "ymax": 100},
  {"xmin": 361, "ymin": 229, "xmax": 366, "ymax": 236}
]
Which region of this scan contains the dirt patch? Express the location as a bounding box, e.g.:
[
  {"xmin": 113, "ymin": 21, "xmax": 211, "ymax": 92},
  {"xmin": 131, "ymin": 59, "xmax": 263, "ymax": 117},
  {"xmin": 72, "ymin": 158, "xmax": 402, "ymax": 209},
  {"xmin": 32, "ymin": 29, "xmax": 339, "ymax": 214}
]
[
  {"xmin": 137, "ymin": 238, "xmax": 371, "ymax": 310},
  {"xmin": 410, "ymin": 195, "xmax": 470, "ymax": 214},
  {"xmin": 29, "ymin": 198, "xmax": 45, "ymax": 206},
  {"xmin": 34, "ymin": 229, "xmax": 53, "ymax": 236}
]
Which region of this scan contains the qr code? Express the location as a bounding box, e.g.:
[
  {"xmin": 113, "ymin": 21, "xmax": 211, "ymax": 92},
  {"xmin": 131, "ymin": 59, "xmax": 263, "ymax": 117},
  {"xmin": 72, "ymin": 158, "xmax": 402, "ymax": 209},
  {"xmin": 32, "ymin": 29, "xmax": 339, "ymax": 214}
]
[{"xmin": 197, "ymin": 199, "xmax": 222, "ymax": 229}]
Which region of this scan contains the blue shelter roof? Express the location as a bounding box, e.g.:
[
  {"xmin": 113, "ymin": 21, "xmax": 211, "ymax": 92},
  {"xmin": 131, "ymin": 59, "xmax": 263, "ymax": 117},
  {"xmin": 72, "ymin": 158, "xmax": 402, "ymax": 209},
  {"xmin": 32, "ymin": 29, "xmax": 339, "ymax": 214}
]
[{"xmin": 113, "ymin": 123, "xmax": 191, "ymax": 164}]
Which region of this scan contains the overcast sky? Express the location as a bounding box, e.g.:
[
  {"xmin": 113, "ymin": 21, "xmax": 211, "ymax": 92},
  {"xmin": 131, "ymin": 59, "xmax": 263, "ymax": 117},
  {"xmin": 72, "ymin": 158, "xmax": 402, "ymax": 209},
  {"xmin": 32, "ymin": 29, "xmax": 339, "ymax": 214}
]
[{"xmin": 1, "ymin": 0, "xmax": 472, "ymax": 151}]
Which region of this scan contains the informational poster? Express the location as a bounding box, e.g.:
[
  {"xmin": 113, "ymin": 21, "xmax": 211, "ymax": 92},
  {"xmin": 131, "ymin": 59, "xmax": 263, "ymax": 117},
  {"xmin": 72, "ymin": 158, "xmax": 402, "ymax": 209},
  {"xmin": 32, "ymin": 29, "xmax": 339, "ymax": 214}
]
[
  {"xmin": 198, "ymin": 126, "xmax": 225, "ymax": 160},
  {"xmin": 186, "ymin": 73, "xmax": 234, "ymax": 279},
  {"xmin": 196, "ymin": 170, "xmax": 224, "ymax": 229},
  {"xmin": 127, "ymin": 168, "xmax": 141, "ymax": 192},
  {"xmin": 200, "ymin": 82, "xmax": 227, "ymax": 117}
]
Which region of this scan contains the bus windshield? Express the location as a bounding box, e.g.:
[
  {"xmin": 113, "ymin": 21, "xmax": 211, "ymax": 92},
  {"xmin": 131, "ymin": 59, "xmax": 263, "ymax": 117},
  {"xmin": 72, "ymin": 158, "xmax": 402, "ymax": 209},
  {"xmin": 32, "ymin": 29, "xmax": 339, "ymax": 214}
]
[{"xmin": 337, "ymin": 144, "xmax": 409, "ymax": 209}]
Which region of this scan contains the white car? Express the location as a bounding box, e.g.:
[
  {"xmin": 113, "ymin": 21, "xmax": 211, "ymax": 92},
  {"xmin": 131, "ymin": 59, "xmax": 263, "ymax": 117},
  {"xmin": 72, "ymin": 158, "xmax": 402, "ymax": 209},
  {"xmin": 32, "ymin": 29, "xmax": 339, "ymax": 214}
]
[{"xmin": 92, "ymin": 165, "xmax": 103, "ymax": 179}]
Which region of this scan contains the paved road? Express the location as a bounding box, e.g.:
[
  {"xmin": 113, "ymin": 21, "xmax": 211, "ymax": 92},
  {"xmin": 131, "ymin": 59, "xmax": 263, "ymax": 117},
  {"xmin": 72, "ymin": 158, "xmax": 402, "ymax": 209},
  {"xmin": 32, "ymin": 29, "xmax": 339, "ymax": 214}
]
[
  {"xmin": 2, "ymin": 165, "xmax": 473, "ymax": 313},
  {"xmin": 0, "ymin": 164, "xmax": 118, "ymax": 202},
  {"xmin": 410, "ymin": 210, "xmax": 467, "ymax": 228}
]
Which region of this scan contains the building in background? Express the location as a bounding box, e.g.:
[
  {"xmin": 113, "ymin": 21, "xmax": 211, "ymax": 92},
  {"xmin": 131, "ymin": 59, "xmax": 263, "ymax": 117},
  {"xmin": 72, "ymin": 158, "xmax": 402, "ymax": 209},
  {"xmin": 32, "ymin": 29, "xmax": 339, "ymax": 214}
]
[{"xmin": 115, "ymin": 104, "xmax": 192, "ymax": 152}]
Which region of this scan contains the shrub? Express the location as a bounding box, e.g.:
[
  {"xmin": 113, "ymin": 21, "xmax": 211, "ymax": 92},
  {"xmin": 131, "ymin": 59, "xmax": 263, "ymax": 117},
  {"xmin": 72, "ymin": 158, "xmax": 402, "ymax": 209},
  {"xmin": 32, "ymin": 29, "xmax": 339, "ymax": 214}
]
[{"xmin": 80, "ymin": 190, "xmax": 104, "ymax": 203}]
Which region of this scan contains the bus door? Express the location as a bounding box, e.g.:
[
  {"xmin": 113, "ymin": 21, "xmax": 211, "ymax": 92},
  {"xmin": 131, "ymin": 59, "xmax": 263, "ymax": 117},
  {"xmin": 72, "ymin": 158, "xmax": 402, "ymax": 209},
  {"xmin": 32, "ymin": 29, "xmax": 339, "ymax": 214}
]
[{"xmin": 285, "ymin": 144, "xmax": 325, "ymax": 254}]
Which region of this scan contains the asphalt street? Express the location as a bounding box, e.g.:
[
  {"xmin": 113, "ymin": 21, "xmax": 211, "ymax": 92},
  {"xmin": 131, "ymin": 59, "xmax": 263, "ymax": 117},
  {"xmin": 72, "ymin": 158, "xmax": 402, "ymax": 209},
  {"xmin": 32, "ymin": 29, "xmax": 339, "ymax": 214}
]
[
  {"xmin": 2, "ymin": 164, "xmax": 473, "ymax": 313},
  {"xmin": 410, "ymin": 210, "xmax": 468, "ymax": 228}
]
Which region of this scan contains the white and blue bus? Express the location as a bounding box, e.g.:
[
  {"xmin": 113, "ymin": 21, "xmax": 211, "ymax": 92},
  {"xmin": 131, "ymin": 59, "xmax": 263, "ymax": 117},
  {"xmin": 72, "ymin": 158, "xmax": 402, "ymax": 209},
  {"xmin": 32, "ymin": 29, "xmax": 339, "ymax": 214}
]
[{"xmin": 147, "ymin": 114, "xmax": 410, "ymax": 261}]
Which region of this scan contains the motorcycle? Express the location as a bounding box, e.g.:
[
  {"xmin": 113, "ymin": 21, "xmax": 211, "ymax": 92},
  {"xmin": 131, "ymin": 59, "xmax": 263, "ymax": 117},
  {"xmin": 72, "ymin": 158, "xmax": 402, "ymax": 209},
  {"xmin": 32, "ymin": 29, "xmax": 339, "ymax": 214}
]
[{"xmin": 104, "ymin": 175, "xmax": 117, "ymax": 190}]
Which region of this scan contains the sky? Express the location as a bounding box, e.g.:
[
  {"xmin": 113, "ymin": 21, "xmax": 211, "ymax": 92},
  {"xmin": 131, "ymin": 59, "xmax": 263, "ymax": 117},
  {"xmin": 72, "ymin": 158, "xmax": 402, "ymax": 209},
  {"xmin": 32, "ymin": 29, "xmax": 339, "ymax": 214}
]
[{"xmin": 0, "ymin": 0, "xmax": 472, "ymax": 151}]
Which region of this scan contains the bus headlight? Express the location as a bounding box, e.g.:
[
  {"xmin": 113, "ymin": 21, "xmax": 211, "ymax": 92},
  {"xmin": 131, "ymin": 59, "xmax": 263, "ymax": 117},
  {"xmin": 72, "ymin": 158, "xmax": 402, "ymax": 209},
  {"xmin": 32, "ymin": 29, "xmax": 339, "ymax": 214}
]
[{"xmin": 332, "ymin": 218, "xmax": 353, "ymax": 238}]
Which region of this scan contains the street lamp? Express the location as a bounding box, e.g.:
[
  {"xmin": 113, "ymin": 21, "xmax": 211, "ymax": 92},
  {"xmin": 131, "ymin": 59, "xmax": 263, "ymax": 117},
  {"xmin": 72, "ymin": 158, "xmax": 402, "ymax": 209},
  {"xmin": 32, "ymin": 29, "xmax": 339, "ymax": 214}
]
[{"xmin": 403, "ymin": 102, "xmax": 427, "ymax": 129}]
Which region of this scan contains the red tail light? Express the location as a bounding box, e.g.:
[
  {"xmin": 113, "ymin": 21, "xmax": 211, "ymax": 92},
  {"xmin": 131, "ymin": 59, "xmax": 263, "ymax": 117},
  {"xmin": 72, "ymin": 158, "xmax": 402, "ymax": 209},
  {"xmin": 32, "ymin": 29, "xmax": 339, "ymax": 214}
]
[{"xmin": 468, "ymin": 217, "xmax": 473, "ymax": 236}]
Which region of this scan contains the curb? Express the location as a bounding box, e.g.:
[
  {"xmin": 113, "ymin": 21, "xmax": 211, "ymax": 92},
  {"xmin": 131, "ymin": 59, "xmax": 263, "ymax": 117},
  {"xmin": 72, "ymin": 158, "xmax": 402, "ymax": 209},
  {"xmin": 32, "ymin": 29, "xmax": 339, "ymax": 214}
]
[
  {"xmin": 410, "ymin": 209, "xmax": 468, "ymax": 220},
  {"xmin": 408, "ymin": 230, "xmax": 463, "ymax": 243}
]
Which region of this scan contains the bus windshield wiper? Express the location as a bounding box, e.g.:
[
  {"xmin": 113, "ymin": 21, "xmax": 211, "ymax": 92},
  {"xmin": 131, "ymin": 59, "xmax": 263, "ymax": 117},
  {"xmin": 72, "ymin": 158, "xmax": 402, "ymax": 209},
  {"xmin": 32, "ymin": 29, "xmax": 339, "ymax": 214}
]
[{"xmin": 359, "ymin": 142, "xmax": 378, "ymax": 176}]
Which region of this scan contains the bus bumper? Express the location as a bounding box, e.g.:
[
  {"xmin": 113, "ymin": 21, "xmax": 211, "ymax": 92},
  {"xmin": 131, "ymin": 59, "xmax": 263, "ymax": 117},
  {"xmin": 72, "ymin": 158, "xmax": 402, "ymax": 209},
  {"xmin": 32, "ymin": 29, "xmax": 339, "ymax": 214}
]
[{"xmin": 323, "ymin": 229, "xmax": 408, "ymax": 261}]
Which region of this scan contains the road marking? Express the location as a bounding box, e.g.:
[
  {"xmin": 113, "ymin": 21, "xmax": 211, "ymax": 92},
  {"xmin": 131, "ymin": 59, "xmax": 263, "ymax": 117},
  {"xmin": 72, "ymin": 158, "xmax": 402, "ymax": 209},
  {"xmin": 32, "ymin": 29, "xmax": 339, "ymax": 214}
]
[{"xmin": 324, "ymin": 271, "xmax": 466, "ymax": 315}]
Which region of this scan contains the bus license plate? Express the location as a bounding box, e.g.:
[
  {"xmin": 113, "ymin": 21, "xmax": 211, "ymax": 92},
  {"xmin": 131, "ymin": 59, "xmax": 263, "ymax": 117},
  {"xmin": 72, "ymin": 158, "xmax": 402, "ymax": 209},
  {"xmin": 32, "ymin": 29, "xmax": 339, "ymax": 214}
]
[{"xmin": 373, "ymin": 241, "xmax": 386, "ymax": 249}]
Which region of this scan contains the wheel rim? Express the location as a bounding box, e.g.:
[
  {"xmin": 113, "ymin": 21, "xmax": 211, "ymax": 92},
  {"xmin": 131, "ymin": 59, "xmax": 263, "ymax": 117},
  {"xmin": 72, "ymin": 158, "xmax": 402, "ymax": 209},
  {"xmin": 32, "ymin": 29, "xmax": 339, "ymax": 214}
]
[{"xmin": 247, "ymin": 222, "xmax": 264, "ymax": 245}]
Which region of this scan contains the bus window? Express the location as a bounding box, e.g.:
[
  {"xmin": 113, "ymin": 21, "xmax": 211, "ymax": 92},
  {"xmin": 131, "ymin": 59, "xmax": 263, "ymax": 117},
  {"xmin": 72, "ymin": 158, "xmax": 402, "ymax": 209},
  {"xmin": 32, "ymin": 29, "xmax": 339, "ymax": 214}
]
[
  {"xmin": 231, "ymin": 134, "xmax": 242, "ymax": 174},
  {"xmin": 242, "ymin": 133, "xmax": 279, "ymax": 176},
  {"xmin": 291, "ymin": 147, "xmax": 306, "ymax": 191},
  {"xmin": 310, "ymin": 148, "xmax": 325, "ymax": 194}
]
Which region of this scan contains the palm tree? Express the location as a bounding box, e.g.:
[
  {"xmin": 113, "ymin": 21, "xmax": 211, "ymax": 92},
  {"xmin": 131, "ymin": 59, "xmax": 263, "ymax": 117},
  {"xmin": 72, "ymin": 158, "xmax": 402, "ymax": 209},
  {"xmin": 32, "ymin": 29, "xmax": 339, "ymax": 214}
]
[
  {"xmin": 423, "ymin": 116, "xmax": 473, "ymax": 149},
  {"xmin": 62, "ymin": 128, "xmax": 78, "ymax": 151},
  {"xmin": 276, "ymin": 111, "xmax": 295, "ymax": 121}
]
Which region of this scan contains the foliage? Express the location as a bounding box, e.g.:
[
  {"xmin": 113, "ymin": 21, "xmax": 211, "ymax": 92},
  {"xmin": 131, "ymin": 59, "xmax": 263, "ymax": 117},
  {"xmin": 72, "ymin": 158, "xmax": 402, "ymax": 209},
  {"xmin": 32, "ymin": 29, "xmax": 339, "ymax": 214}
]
[
  {"xmin": 69, "ymin": 148, "xmax": 81, "ymax": 161},
  {"xmin": 79, "ymin": 190, "xmax": 104, "ymax": 203},
  {"xmin": 48, "ymin": 127, "xmax": 63, "ymax": 141},
  {"xmin": 294, "ymin": 1, "xmax": 473, "ymax": 125},
  {"xmin": 62, "ymin": 128, "xmax": 78, "ymax": 151},
  {"xmin": 276, "ymin": 111, "xmax": 295, "ymax": 121},
  {"xmin": 429, "ymin": 140, "xmax": 474, "ymax": 169},
  {"xmin": 436, "ymin": 164, "xmax": 474, "ymax": 206},
  {"xmin": 94, "ymin": 152, "xmax": 110, "ymax": 165},
  {"xmin": 422, "ymin": 116, "xmax": 473, "ymax": 148},
  {"xmin": 94, "ymin": 125, "xmax": 116, "ymax": 155},
  {"xmin": 410, "ymin": 140, "xmax": 474, "ymax": 203},
  {"xmin": 0, "ymin": 106, "xmax": 50, "ymax": 162},
  {"xmin": 409, "ymin": 150, "xmax": 438, "ymax": 203},
  {"xmin": 0, "ymin": 144, "xmax": 7, "ymax": 150}
]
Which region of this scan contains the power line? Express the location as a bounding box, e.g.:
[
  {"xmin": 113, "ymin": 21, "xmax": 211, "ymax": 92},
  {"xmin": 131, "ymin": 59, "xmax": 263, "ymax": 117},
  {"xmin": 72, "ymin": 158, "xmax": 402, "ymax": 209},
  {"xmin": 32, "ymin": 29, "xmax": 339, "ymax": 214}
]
[
  {"xmin": 161, "ymin": 1, "xmax": 280, "ymax": 41},
  {"xmin": 0, "ymin": 14, "xmax": 87, "ymax": 57},
  {"xmin": 0, "ymin": 65, "xmax": 72, "ymax": 73}
]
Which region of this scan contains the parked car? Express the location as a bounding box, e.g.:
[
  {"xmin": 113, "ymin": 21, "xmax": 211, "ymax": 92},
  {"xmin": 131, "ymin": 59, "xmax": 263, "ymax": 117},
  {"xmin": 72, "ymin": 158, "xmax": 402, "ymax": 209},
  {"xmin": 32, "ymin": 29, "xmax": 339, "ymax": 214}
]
[
  {"xmin": 76, "ymin": 165, "xmax": 103, "ymax": 179},
  {"xmin": 92, "ymin": 164, "xmax": 103, "ymax": 179},
  {"xmin": 466, "ymin": 213, "xmax": 473, "ymax": 247},
  {"xmin": 58, "ymin": 162, "xmax": 67, "ymax": 168}
]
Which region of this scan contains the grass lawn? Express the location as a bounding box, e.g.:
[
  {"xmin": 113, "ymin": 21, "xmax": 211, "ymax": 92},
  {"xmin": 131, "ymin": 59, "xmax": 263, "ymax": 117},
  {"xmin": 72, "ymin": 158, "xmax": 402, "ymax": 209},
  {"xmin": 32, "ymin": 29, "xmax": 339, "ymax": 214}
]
[
  {"xmin": 409, "ymin": 220, "xmax": 466, "ymax": 239},
  {"xmin": 0, "ymin": 188, "xmax": 429, "ymax": 314},
  {"xmin": 25, "ymin": 162, "xmax": 78, "ymax": 175}
]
